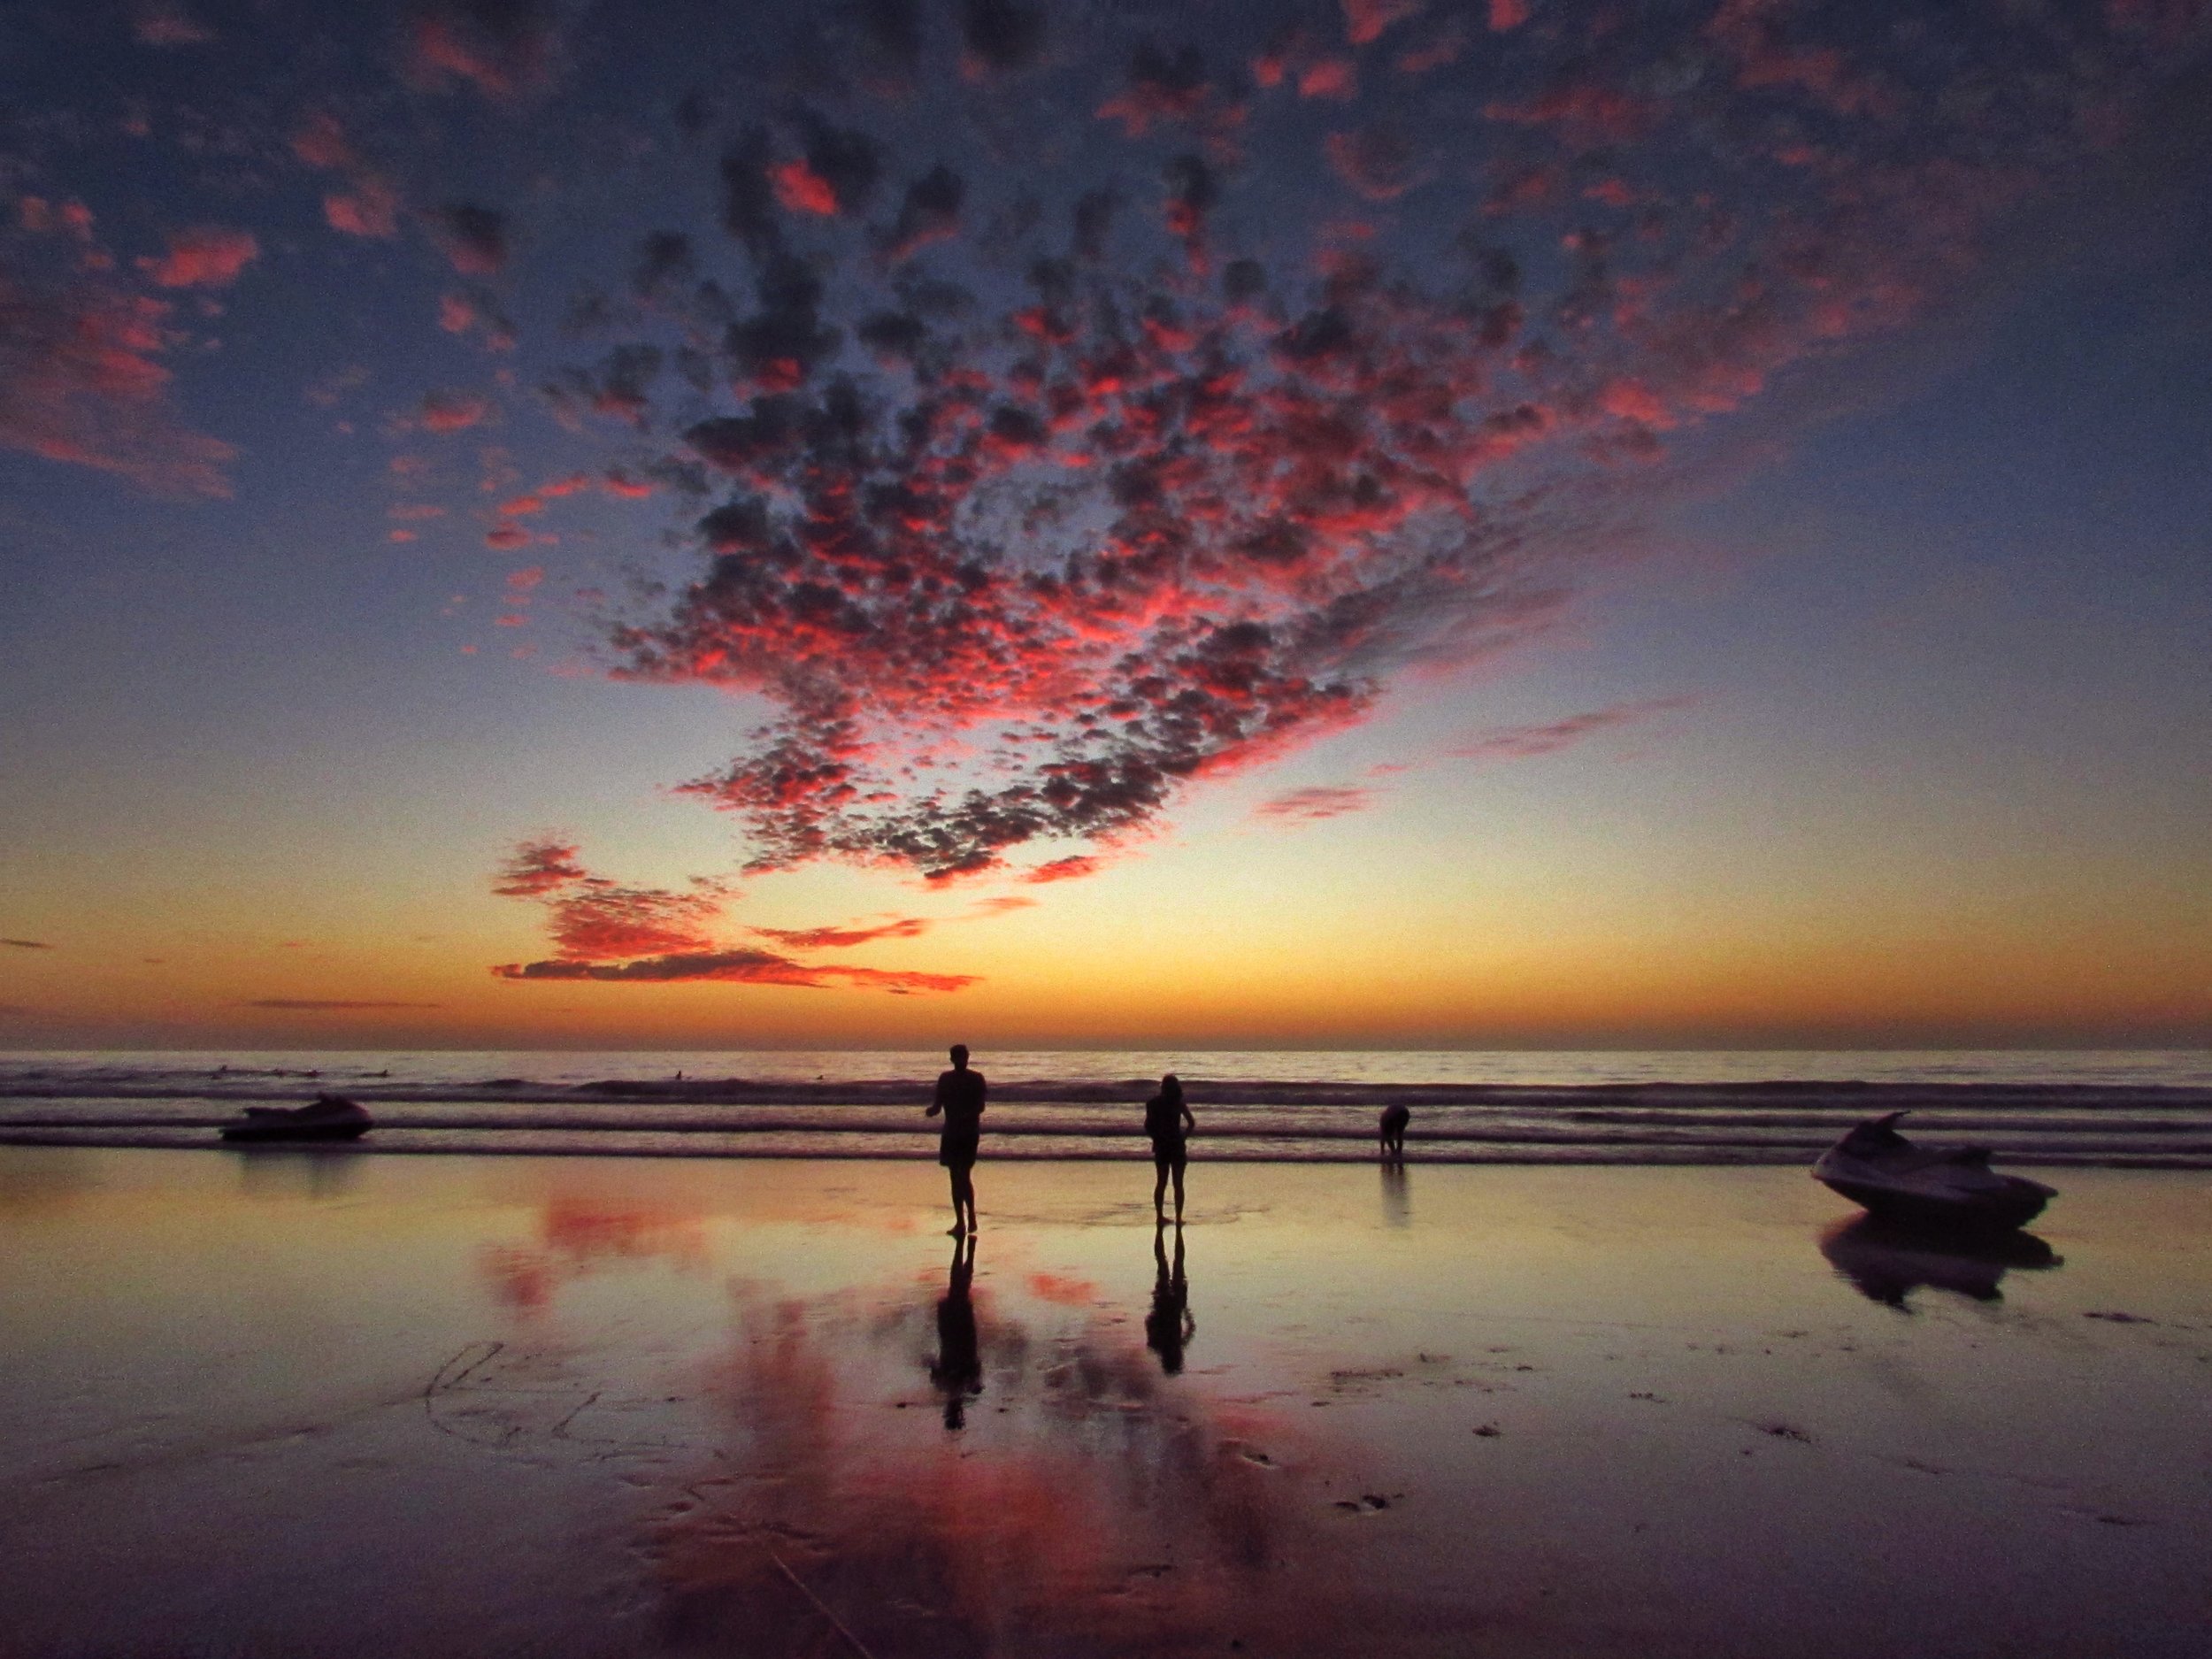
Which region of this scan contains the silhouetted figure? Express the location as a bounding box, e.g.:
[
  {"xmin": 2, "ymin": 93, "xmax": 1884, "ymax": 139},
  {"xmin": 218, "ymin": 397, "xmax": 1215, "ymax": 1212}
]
[
  {"xmin": 1145, "ymin": 1072, "xmax": 1195, "ymax": 1225},
  {"xmin": 1146, "ymin": 1223, "xmax": 1194, "ymax": 1375},
  {"xmin": 1379, "ymin": 1102, "xmax": 1409, "ymax": 1158},
  {"xmin": 928, "ymin": 1232, "xmax": 983, "ymax": 1429},
  {"xmin": 927, "ymin": 1043, "xmax": 986, "ymax": 1235}
]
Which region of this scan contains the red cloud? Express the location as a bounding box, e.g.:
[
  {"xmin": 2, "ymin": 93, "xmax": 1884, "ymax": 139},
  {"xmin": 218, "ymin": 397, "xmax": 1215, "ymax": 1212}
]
[
  {"xmin": 772, "ymin": 161, "xmax": 840, "ymax": 217},
  {"xmin": 1023, "ymin": 856, "xmax": 1106, "ymax": 885},
  {"xmin": 408, "ymin": 0, "xmax": 561, "ymax": 99},
  {"xmin": 1253, "ymin": 785, "xmax": 1378, "ymax": 824},
  {"xmin": 492, "ymin": 839, "xmax": 588, "ymax": 896},
  {"xmin": 137, "ymin": 227, "xmax": 259, "ymax": 288},
  {"xmin": 753, "ymin": 917, "xmax": 932, "ymax": 949},
  {"xmin": 1446, "ymin": 697, "xmax": 1694, "ymax": 762},
  {"xmin": 1341, "ymin": 0, "xmax": 1422, "ymax": 47},
  {"xmin": 326, "ymin": 180, "xmax": 402, "ymax": 238},
  {"xmin": 0, "ymin": 273, "xmax": 234, "ymax": 495},
  {"xmin": 515, "ymin": 3, "xmax": 2177, "ymax": 910},
  {"xmin": 490, "ymin": 951, "xmax": 976, "ymax": 995},
  {"xmin": 545, "ymin": 884, "xmax": 723, "ymax": 961},
  {"xmin": 489, "ymin": 842, "xmax": 969, "ymax": 995},
  {"xmin": 420, "ymin": 389, "xmax": 491, "ymax": 432}
]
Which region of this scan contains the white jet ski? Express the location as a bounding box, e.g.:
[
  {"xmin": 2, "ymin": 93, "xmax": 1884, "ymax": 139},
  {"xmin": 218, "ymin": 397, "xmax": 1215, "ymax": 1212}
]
[{"xmin": 1812, "ymin": 1110, "xmax": 2054, "ymax": 1230}]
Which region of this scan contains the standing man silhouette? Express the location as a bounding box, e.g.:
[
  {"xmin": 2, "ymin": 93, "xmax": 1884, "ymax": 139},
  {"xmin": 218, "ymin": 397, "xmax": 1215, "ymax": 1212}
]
[{"xmin": 926, "ymin": 1043, "xmax": 986, "ymax": 1235}]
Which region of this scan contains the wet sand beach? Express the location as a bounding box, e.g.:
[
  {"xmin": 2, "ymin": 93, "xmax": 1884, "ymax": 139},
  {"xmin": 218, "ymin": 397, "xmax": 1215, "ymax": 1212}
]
[{"xmin": 3, "ymin": 1148, "xmax": 2209, "ymax": 1657}]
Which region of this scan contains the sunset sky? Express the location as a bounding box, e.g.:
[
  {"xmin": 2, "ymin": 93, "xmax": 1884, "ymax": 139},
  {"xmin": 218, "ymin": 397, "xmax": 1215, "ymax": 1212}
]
[{"xmin": 2, "ymin": 0, "xmax": 2206, "ymax": 1050}]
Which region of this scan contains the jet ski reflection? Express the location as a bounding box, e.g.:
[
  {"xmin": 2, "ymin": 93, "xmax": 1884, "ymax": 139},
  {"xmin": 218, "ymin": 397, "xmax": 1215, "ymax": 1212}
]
[{"xmin": 1819, "ymin": 1214, "xmax": 2062, "ymax": 1310}]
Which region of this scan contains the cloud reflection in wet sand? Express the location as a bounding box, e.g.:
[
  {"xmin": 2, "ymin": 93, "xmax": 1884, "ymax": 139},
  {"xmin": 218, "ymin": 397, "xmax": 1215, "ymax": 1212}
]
[{"xmin": 645, "ymin": 1235, "xmax": 1441, "ymax": 1657}]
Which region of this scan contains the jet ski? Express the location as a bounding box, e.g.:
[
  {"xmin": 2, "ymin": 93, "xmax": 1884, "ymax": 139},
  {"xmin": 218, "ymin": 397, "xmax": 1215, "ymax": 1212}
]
[
  {"xmin": 1812, "ymin": 1110, "xmax": 2053, "ymax": 1230},
  {"xmin": 219, "ymin": 1094, "xmax": 373, "ymax": 1143}
]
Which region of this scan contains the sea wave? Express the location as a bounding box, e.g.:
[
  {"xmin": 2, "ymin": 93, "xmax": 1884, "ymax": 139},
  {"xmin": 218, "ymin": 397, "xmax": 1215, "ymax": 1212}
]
[{"xmin": 2, "ymin": 1063, "xmax": 2208, "ymax": 1166}]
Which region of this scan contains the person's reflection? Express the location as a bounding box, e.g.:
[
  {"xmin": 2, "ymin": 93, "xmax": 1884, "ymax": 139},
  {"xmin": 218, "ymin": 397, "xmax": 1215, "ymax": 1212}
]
[
  {"xmin": 1379, "ymin": 1159, "xmax": 1410, "ymax": 1229},
  {"xmin": 1145, "ymin": 1223, "xmax": 1194, "ymax": 1375},
  {"xmin": 928, "ymin": 1232, "xmax": 983, "ymax": 1429}
]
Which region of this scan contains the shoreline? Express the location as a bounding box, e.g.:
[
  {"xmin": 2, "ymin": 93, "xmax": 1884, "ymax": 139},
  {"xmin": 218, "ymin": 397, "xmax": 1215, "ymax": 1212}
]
[
  {"xmin": 5, "ymin": 1150, "xmax": 2208, "ymax": 1657},
  {"xmin": 4, "ymin": 1132, "xmax": 2212, "ymax": 1168}
]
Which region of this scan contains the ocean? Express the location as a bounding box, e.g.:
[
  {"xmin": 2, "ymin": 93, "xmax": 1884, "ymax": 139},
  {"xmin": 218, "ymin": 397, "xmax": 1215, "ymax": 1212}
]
[{"xmin": 3, "ymin": 1048, "xmax": 2208, "ymax": 1166}]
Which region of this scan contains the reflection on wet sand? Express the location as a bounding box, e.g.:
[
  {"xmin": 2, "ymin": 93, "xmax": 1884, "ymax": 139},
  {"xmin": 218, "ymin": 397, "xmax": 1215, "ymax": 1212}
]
[
  {"xmin": 1819, "ymin": 1215, "xmax": 2063, "ymax": 1310},
  {"xmin": 647, "ymin": 1239, "xmax": 1430, "ymax": 1658},
  {"xmin": 232, "ymin": 1145, "xmax": 362, "ymax": 1202},
  {"xmin": 480, "ymin": 1196, "xmax": 712, "ymax": 1314},
  {"xmin": 1145, "ymin": 1225, "xmax": 1193, "ymax": 1375},
  {"xmin": 1379, "ymin": 1160, "xmax": 1410, "ymax": 1229},
  {"xmin": 930, "ymin": 1232, "xmax": 983, "ymax": 1428}
]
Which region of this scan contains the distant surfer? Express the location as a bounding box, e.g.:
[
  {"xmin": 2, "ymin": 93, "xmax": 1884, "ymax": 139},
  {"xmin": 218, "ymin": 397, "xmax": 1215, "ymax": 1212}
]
[
  {"xmin": 1379, "ymin": 1102, "xmax": 1409, "ymax": 1159},
  {"xmin": 927, "ymin": 1044, "xmax": 986, "ymax": 1235}
]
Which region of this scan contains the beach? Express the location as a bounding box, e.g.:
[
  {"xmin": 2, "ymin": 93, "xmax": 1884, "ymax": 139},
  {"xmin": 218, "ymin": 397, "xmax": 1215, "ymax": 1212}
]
[{"xmin": 4, "ymin": 1147, "xmax": 2208, "ymax": 1657}]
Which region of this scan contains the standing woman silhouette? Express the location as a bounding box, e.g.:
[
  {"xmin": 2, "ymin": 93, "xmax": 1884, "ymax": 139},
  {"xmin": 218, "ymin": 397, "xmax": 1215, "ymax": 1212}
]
[
  {"xmin": 927, "ymin": 1043, "xmax": 986, "ymax": 1235},
  {"xmin": 1144, "ymin": 1072, "xmax": 1195, "ymax": 1226}
]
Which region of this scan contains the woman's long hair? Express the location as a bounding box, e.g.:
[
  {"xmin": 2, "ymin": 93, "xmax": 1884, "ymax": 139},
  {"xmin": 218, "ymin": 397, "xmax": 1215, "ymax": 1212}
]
[{"xmin": 1157, "ymin": 1072, "xmax": 1182, "ymax": 1104}]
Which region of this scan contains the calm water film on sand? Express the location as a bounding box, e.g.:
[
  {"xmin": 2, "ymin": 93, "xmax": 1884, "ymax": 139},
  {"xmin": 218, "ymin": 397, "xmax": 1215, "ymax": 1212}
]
[{"xmin": 4, "ymin": 0, "xmax": 2210, "ymax": 1653}]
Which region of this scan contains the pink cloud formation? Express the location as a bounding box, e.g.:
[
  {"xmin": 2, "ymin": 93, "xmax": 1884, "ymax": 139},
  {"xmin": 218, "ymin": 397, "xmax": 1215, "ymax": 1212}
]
[
  {"xmin": 489, "ymin": 952, "xmax": 976, "ymax": 995},
  {"xmin": 475, "ymin": 0, "xmax": 2198, "ymax": 922},
  {"xmin": 136, "ymin": 227, "xmax": 258, "ymax": 288},
  {"xmin": 134, "ymin": 4, "xmax": 214, "ymax": 46},
  {"xmin": 407, "ymin": 0, "xmax": 563, "ymax": 99},
  {"xmin": 419, "ymin": 389, "xmax": 491, "ymax": 432},
  {"xmin": 292, "ymin": 113, "xmax": 403, "ymax": 238},
  {"xmin": 1341, "ymin": 0, "xmax": 1424, "ymax": 47},
  {"xmin": 0, "ymin": 270, "xmax": 234, "ymax": 495},
  {"xmin": 1023, "ymin": 856, "xmax": 1108, "ymax": 885},
  {"xmin": 754, "ymin": 917, "xmax": 932, "ymax": 949},
  {"xmin": 490, "ymin": 841, "xmax": 975, "ymax": 995},
  {"xmin": 1446, "ymin": 697, "xmax": 1695, "ymax": 762},
  {"xmin": 1253, "ymin": 786, "xmax": 1379, "ymax": 824},
  {"xmin": 492, "ymin": 839, "xmax": 589, "ymax": 896}
]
